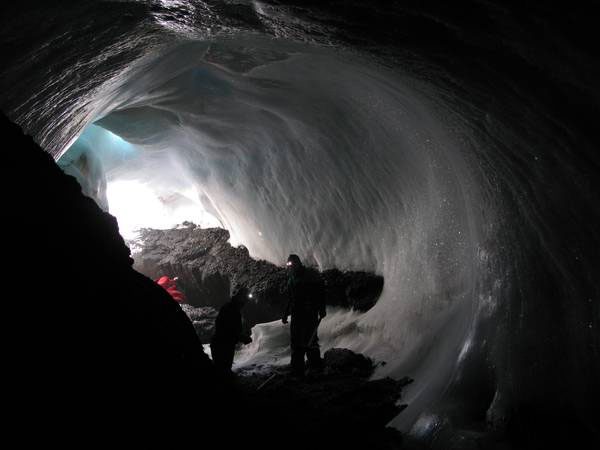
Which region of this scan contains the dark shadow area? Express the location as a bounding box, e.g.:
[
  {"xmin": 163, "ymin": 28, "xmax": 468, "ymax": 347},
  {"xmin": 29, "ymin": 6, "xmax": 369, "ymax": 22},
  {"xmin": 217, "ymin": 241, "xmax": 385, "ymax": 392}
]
[
  {"xmin": 3, "ymin": 112, "xmax": 227, "ymax": 440},
  {"xmin": 235, "ymin": 348, "xmax": 413, "ymax": 450}
]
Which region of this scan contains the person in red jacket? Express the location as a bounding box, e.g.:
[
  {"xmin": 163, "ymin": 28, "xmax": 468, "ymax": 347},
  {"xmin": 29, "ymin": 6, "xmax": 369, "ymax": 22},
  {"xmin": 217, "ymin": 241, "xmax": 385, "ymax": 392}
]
[{"xmin": 155, "ymin": 276, "xmax": 185, "ymax": 302}]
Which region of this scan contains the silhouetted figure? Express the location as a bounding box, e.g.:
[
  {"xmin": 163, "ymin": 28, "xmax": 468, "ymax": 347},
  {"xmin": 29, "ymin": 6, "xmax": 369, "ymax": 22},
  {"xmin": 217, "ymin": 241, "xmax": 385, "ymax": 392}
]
[
  {"xmin": 282, "ymin": 254, "xmax": 327, "ymax": 376},
  {"xmin": 210, "ymin": 287, "xmax": 252, "ymax": 376}
]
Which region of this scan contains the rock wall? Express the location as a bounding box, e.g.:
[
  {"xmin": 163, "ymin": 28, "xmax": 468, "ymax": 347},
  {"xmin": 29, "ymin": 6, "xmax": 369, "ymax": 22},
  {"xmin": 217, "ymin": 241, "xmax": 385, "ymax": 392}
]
[
  {"xmin": 3, "ymin": 113, "xmax": 222, "ymax": 434},
  {"xmin": 133, "ymin": 223, "xmax": 384, "ymax": 328}
]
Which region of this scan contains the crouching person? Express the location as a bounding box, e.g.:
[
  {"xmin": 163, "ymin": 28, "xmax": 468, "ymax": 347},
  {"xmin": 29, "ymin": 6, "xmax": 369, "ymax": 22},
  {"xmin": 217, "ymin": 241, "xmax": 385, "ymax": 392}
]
[{"xmin": 210, "ymin": 287, "xmax": 252, "ymax": 376}]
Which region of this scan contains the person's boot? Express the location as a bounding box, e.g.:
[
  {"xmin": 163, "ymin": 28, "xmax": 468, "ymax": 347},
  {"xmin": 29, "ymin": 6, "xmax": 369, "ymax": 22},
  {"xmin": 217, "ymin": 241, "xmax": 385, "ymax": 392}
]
[
  {"xmin": 290, "ymin": 358, "xmax": 305, "ymax": 380},
  {"xmin": 289, "ymin": 359, "xmax": 305, "ymax": 380},
  {"xmin": 290, "ymin": 348, "xmax": 305, "ymax": 380}
]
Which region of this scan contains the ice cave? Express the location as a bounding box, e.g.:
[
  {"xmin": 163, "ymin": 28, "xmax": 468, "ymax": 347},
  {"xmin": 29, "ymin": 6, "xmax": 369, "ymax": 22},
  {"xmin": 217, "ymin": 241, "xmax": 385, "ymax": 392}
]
[{"xmin": 1, "ymin": 1, "xmax": 598, "ymax": 448}]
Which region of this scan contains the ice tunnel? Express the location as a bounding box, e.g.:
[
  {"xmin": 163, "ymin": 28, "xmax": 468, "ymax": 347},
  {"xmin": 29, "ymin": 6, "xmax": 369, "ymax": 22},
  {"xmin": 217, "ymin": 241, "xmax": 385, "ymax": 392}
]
[{"xmin": 1, "ymin": 1, "xmax": 598, "ymax": 448}]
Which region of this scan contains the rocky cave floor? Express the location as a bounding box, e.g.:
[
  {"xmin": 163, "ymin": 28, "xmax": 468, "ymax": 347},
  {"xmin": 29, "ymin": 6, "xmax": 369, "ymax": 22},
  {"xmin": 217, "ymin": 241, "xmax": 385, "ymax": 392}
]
[{"xmin": 224, "ymin": 348, "xmax": 414, "ymax": 450}]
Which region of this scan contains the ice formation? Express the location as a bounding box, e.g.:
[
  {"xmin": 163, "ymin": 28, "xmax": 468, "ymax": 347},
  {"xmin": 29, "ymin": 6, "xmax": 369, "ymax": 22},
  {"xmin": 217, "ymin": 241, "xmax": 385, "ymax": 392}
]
[
  {"xmin": 4, "ymin": 2, "xmax": 597, "ymax": 444},
  {"xmin": 57, "ymin": 38, "xmax": 485, "ymax": 431}
]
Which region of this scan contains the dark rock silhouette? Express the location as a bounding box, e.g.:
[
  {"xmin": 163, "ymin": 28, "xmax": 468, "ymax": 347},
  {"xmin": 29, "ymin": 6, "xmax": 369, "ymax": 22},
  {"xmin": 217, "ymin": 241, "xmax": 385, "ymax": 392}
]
[
  {"xmin": 3, "ymin": 112, "xmax": 226, "ymax": 435},
  {"xmin": 132, "ymin": 223, "xmax": 384, "ymax": 330}
]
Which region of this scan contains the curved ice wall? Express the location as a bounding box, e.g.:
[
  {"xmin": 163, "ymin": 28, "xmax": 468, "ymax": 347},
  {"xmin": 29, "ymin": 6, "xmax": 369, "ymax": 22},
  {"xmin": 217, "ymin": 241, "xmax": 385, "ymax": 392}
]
[
  {"xmin": 74, "ymin": 39, "xmax": 484, "ymax": 431},
  {"xmin": 2, "ymin": 1, "xmax": 598, "ymax": 444}
]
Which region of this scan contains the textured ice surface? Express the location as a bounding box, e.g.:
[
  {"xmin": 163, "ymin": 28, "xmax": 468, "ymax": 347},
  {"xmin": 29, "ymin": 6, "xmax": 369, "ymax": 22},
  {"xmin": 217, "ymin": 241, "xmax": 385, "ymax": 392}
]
[{"xmin": 58, "ymin": 38, "xmax": 482, "ymax": 431}]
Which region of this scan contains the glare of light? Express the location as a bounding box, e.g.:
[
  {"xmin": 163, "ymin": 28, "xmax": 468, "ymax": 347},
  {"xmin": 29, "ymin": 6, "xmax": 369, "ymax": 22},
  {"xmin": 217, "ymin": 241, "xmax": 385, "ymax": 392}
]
[{"xmin": 106, "ymin": 180, "xmax": 220, "ymax": 240}]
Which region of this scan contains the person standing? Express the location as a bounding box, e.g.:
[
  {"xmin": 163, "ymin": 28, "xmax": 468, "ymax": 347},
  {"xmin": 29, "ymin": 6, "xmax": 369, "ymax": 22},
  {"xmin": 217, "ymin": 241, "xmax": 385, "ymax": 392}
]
[
  {"xmin": 210, "ymin": 287, "xmax": 252, "ymax": 376},
  {"xmin": 282, "ymin": 254, "xmax": 326, "ymax": 377}
]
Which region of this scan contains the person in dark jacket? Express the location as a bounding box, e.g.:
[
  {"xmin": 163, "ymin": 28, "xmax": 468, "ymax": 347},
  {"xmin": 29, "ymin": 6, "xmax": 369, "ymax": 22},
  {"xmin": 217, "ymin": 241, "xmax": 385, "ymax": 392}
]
[
  {"xmin": 282, "ymin": 254, "xmax": 326, "ymax": 376},
  {"xmin": 210, "ymin": 287, "xmax": 252, "ymax": 376}
]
